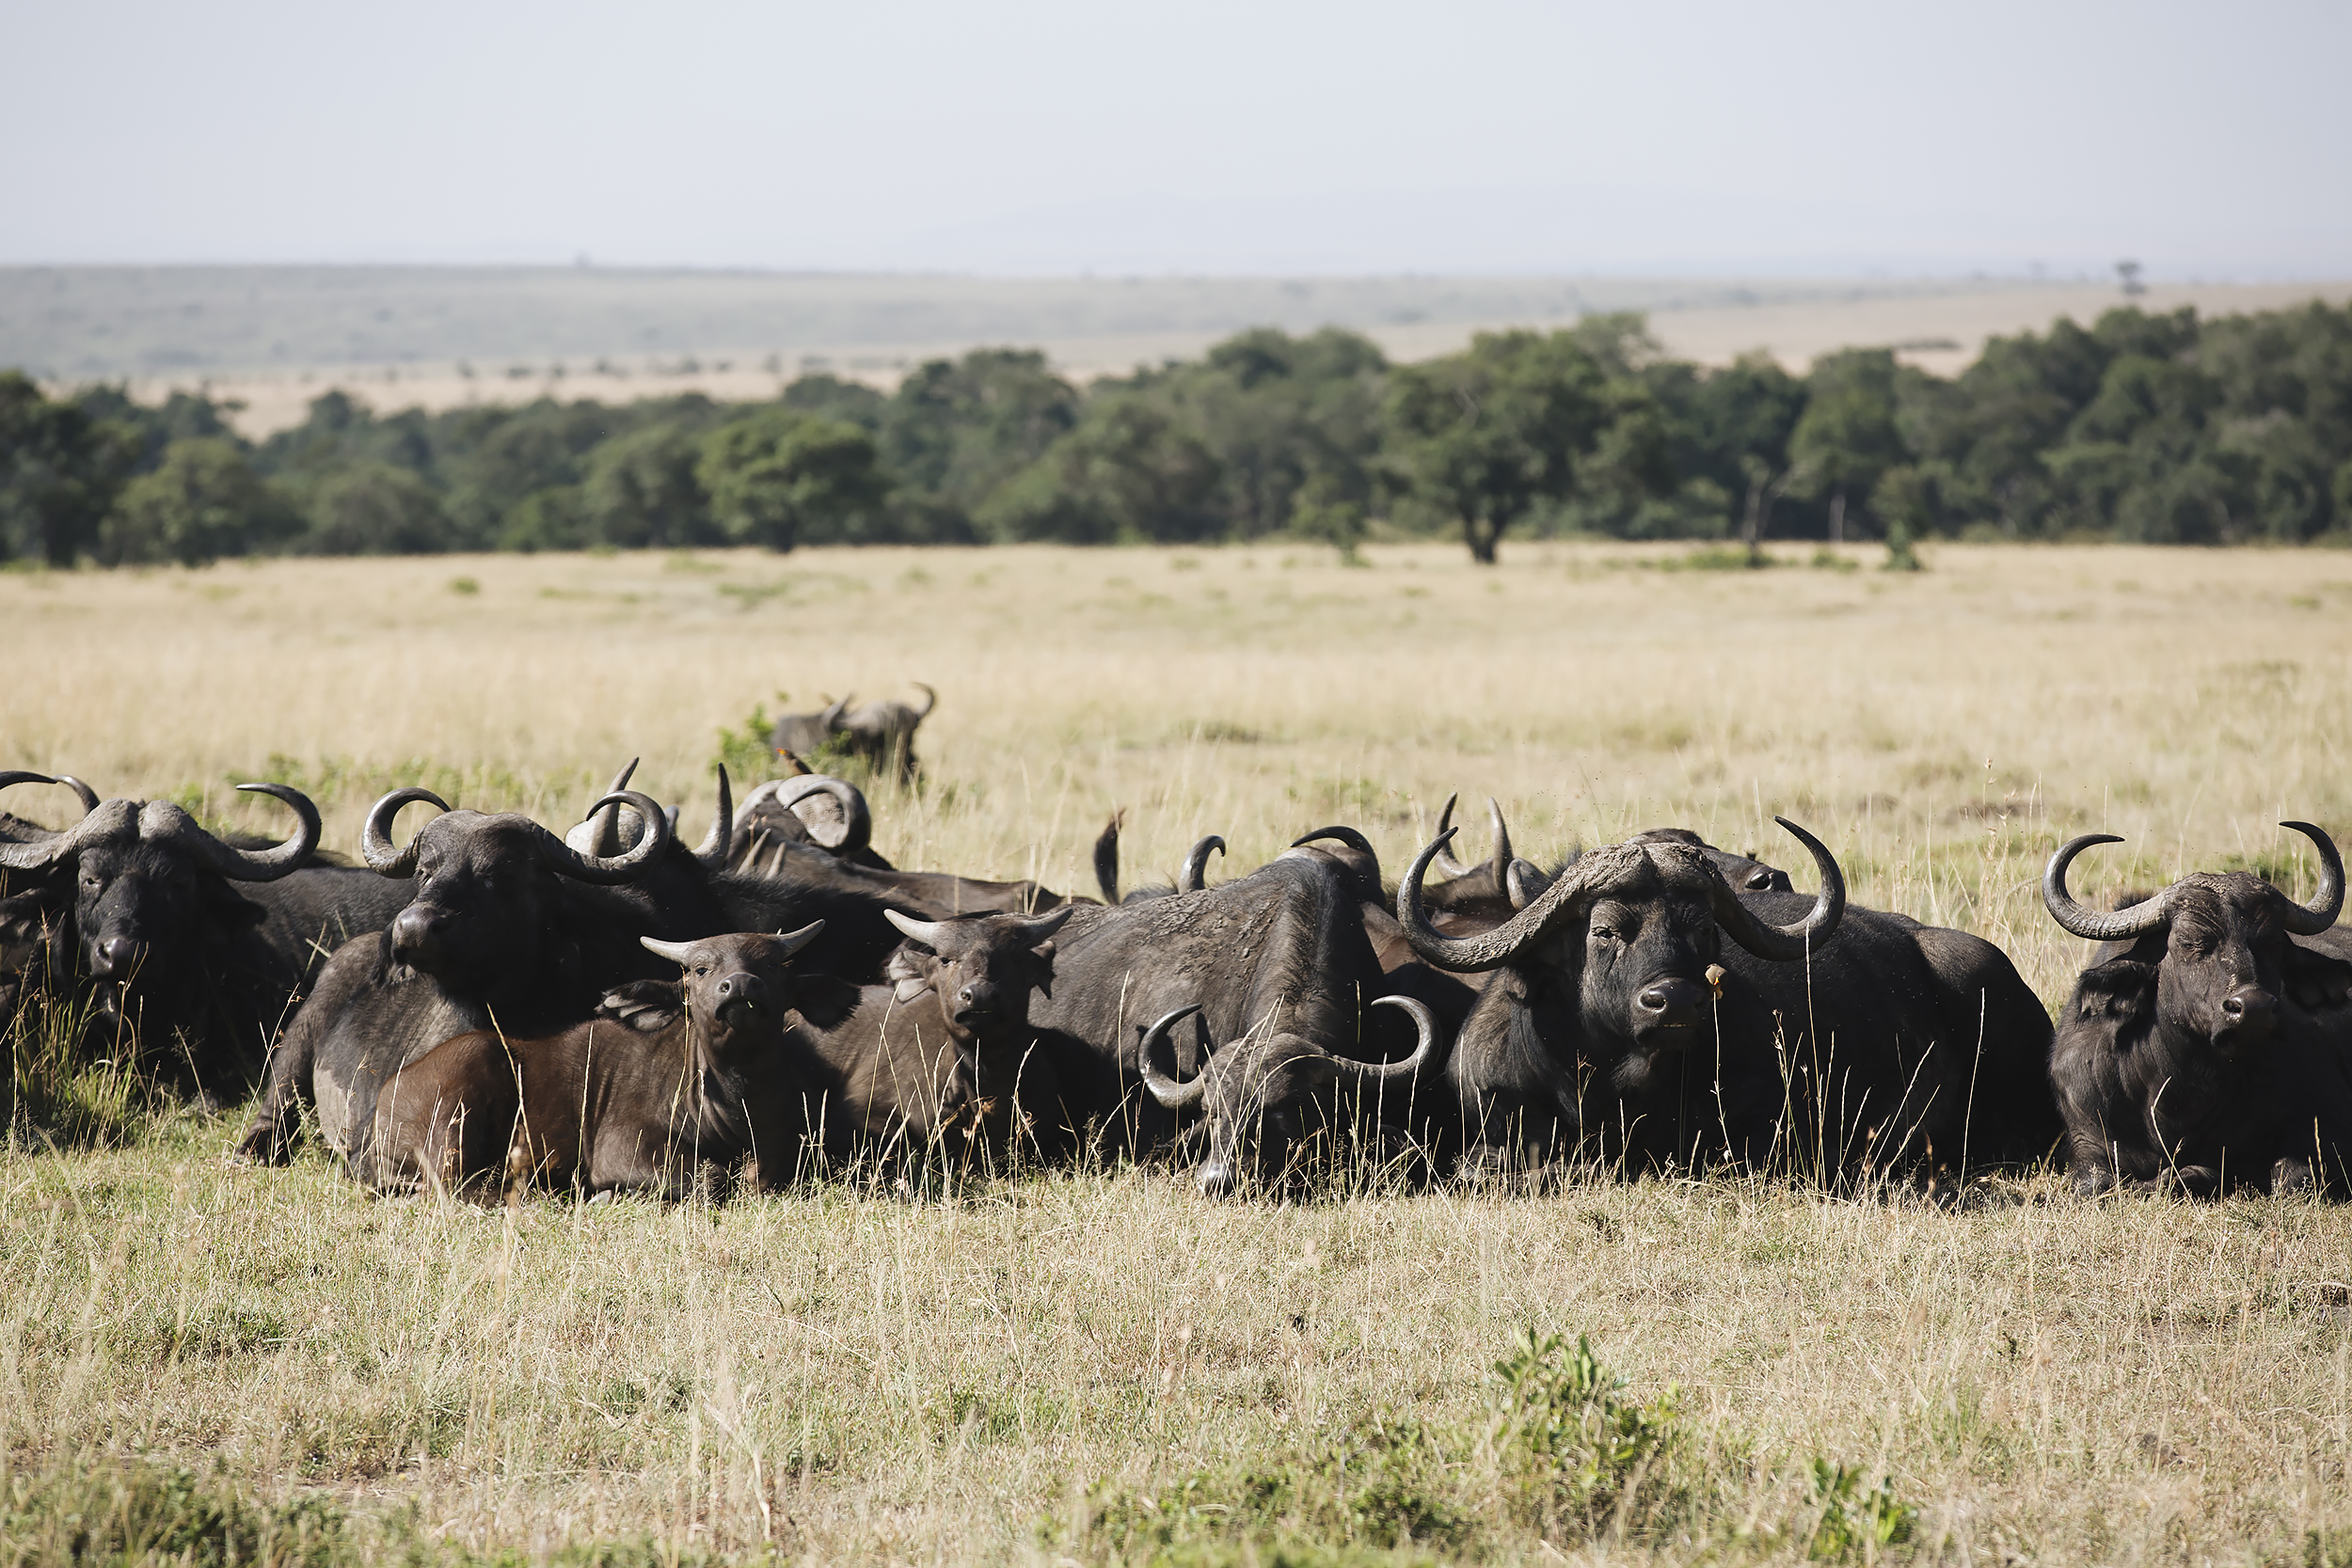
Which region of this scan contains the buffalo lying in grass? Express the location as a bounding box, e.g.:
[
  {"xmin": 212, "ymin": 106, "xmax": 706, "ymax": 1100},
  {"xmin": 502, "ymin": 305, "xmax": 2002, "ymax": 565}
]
[{"xmin": 2043, "ymin": 824, "xmax": 2351, "ymax": 1196}]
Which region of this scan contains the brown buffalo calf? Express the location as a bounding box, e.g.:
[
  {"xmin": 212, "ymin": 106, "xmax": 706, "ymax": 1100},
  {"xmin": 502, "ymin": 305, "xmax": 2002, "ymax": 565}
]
[{"xmin": 366, "ymin": 924, "xmax": 822, "ymax": 1200}]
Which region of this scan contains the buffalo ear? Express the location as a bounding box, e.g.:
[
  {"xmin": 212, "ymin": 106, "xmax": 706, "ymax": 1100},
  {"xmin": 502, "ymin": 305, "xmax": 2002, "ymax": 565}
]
[
  {"xmin": 598, "ymin": 979, "xmax": 684, "ymax": 1033},
  {"xmin": 891, "ymin": 975, "xmax": 930, "ymax": 1005},
  {"xmin": 2074, "ymin": 958, "xmax": 2157, "ymax": 1028},
  {"xmin": 1030, "ymin": 939, "xmax": 1057, "ymax": 996},
  {"xmin": 2283, "ymin": 939, "xmax": 2352, "ymax": 1014},
  {"xmin": 884, "ymin": 944, "xmax": 931, "ymax": 992}
]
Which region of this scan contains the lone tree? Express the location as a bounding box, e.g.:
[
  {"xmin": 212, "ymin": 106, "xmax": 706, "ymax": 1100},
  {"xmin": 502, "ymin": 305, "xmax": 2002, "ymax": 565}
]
[{"xmin": 1385, "ymin": 329, "xmax": 1608, "ymax": 564}]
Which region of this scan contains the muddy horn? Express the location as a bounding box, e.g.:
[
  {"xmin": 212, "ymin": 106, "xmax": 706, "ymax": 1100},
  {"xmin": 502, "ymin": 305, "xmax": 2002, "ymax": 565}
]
[{"xmin": 1179, "ymin": 835, "xmax": 1225, "ymax": 894}]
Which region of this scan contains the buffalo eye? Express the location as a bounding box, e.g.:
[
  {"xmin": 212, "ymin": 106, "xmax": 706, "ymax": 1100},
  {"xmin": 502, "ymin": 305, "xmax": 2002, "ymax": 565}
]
[{"xmin": 1744, "ymin": 869, "xmax": 1772, "ymax": 891}]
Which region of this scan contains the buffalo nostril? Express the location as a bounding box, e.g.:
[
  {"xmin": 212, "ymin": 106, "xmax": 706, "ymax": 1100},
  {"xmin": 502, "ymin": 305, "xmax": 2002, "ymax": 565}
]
[
  {"xmin": 1197, "ymin": 1162, "xmax": 1235, "ymax": 1199},
  {"xmin": 2222, "ymin": 996, "xmax": 2244, "ymax": 1019},
  {"xmin": 1638, "ymin": 987, "xmax": 1668, "ymax": 1014}
]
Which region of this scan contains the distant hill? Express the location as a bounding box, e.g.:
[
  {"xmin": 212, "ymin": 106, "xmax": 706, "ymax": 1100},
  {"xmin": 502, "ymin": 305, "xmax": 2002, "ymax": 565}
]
[{"xmin": 2, "ymin": 265, "xmax": 2024, "ymax": 380}]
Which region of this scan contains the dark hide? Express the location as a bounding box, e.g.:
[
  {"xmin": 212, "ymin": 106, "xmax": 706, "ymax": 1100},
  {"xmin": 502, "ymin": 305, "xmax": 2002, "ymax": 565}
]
[
  {"xmin": 2050, "ymin": 877, "xmax": 2352, "ymax": 1196},
  {"xmin": 365, "ymin": 928, "xmax": 818, "ymax": 1200}
]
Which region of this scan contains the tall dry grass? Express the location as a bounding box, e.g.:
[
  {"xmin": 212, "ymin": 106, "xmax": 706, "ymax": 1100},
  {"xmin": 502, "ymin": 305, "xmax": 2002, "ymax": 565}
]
[{"xmin": 3, "ymin": 539, "xmax": 2351, "ymax": 1564}]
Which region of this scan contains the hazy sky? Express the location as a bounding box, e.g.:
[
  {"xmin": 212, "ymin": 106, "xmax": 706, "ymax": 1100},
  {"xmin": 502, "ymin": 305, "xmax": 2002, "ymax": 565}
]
[{"xmin": 4, "ymin": 0, "xmax": 2345, "ymax": 278}]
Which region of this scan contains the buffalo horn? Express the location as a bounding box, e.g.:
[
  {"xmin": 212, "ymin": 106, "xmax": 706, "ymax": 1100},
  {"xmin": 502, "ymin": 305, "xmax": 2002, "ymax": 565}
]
[
  {"xmin": 2275, "ymin": 821, "xmax": 2344, "ymax": 935},
  {"xmin": 0, "ymin": 773, "xmax": 115, "ymax": 869},
  {"xmin": 910, "ymin": 682, "xmax": 937, "ymax": 719},
  {"xmin": 694, "ymin": 766, "xmax": 733, "ymax": 869},
  {"xmin": 883, "ymin": 909, "xmax": 952, "ymax": 948},
  {"xmin": 1504, "ymin": 858, "xmax": 1549, "ymax": 911},
  {"xmin": 737, "ymin": 775, "xmax": 871, "ymax": 853},
  {"xmin": 1396, "ymin": 828, "xmax": 1597, "ymax": 971},
  {"xmin": 1136, "ymin": 1004, "xmax": 1208, "ymax": 1110},
  {"xmin": 1179, "ymin": 835, "xmax": 1225, "ymax": 893},
  {"xmin": 579, "ymin": 759, "xmax": 640, "ymax": 857},
  {"xmin": 2042, "ymin": 834, "xmax": 2173, "ymax": 942},
  {"xmin": 1705, "ymin": 818, "xmax": 1844, "ymax": 961},
  {"xmin": 1322, "ymin": 995, "xmax": 1442, "ymax": 1084},
  {"xmin": 150, "ymin": 783, "xmax": 321, "ymax": 882},
  {"xmin": 529, "ymin": 790, "xmax": 672, "ymax": 883},
  {"xmin": 1291, "ymin": 825, "xmax": 1375, "ymax": 855},
  {"xmin": 1432, "ymin": 793, "xmax": 1470, "ymax": 877},
  {"xmin": 1012, "ymin": 905, "xmax": 1074, "ymax": 943},
  {"xmin": 361, "ymin": 787, "xmax": 453, "ymax": 877},
  {"xmin": 55, "ymin": 776, "xmax": 102, "ymax": 813}
]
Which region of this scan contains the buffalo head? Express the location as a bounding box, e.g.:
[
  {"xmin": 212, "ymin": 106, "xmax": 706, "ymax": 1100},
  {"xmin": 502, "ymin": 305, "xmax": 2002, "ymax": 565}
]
[
  {"xmin": 1137, "ymin": 995, "xmax": 1440, "ymax": 1198},
  {"xmin": 362, "ymin": 784, "xmax": 673, "ymax": 990},
  {"xmin": 881, "ymin": 906, "xmax": 1071, "ymax": 1051},
  {"xmin": 1397, "ymin": 816, "xmax": 1844, "ymax": 1094}
]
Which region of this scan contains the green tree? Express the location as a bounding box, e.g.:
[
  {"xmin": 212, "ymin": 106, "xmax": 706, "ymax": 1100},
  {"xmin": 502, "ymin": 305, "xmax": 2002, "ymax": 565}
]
[
  {"xmin": 582, "ymin": 421, "xmax": 707, "ymax": 547},
  {"xmin": 0, "ymin": 372, "xmax": 139, "ymax": 564},
  {"xmin": 298, "ymin": 462, "xmax": 453, "ymax": 554},
  {"xmin": 883, "ymin": 350, "xmax": 1081, "ymax": 527},
  {"xmin": 101, "ymin": 437, "xmax": 296, "ymax": 565},
  {"xmin": 1789, "ymin": 349, "xmax": 1908, "ymax": 542},
  {"xmin": 697, "ymin": 407, "xmax": 889, "ymax": 550},
  {"xmin": 1385, "ymin": 330, "xmax": 1608, "ymax": 563}
]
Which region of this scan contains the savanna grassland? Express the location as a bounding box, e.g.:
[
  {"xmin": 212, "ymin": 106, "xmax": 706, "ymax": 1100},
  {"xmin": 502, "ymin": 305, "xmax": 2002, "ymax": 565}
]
[{"xmin": 4, "ymin": 540, "xmax": 2351, "ymax": 1567}]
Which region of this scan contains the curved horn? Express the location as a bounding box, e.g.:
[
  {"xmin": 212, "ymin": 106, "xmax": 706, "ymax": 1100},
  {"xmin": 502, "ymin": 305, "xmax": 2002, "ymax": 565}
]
[
  {"xmin": 1505, "ymin": 858, "xmax": 1549, "ymax": 911},
  {"xmin": 1291, "ymin": 825, "xmax": 1375, "ymax": 856},
  {"xmin": 772, "ymin": 920, "xmax": 826, "ymax": 958},
  {"xmin": 641, "ymin": 936, "xmax": 700, "ymax": 966},
  {"xmin": 819, "ymin": 694, "xmax": 853, "ymax": 728},
  {"xmin": 150, "ymin": 782, "xmax": 320, "ymax": 882},
  {"xmin": 883, "ymin": 908, "xmax": 953, "ymax": 948},
  {"xmin": 1432, "ymin": 793, "xmax": 1470, "ymax": 877},
  {"xmin": 1136, "ymin": 1004, "xmax": 1207, "ymax": 1110},
  {"xmin": 1179, "ymin": 835, "xmax": 1225, "ymax": 894},
  {"xmin": 2275, "ymin": 821, "xmax": 2344, "ymax": 936},
  {"xmin": 909, "ymin": 682, "xmax": 937, "ymax": 719},
  {"xmin": 1706, "ymin": 817, "xmax": 1844, "ymax": 961},
  {"xmin": 51, "ymin": 775, "xmax": 102, "ymax": 814},
  {"xmin": 361, "ymin": 787, "xmax": 452, "ymax": 878},
  {"xmin": 580, "ymin": 758, "xmax": 641, "ymax": 857},
  {"xmin": 694, "ymin": 766, "xmax": 733, "ymax": 870},
  {"xmin": 1093, "ymin": 808, "xmax": 1124, "ymax": 904},
  {"xmin": 529, "ymin": 790, "xmax": 672, "ymax": 883},
  {"xmin": 1325, "ymin": 995, "xmax": 1443, "ymax": 1085},
  {"xmin": 1012, "ymin": 905, "xmax": 1073, "ymax": 943},
  {"xmin": 738, "ymin": 775, "xmax": 871, "ymax": 853},
  {"xmin": 1486, "ymin": 799, "xmax": 1514, "ymax": 881},
  {"xmin": 0, "ymin": 775, "xmax": 120, "ymax": 870},
  {"xmin": 1396, "ymin": 828, "xmax": 1603, "ymax": 972},
  {"xmin": 2042, "ymin": 833, "xmax": 2172, "ymax": 942}
]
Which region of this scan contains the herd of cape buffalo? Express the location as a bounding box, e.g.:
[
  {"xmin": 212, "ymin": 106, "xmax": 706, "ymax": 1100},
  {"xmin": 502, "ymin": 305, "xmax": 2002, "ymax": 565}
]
[{"xmin": 3, "ymin": 689, "xmax": 2349, "ymax": 1203}]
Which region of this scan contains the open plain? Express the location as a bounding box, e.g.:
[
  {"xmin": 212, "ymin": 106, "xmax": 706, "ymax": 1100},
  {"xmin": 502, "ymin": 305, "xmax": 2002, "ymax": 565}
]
[{"xmin": 4, "ymin": 540, "xmax": 2352, "ymax": 1565}]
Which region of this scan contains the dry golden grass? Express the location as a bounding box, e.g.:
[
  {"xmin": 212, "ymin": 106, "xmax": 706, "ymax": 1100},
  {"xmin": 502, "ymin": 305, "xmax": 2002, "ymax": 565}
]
[{"xmin": 4, "ymin": 539, "xmax": 2352, "ymax": 1565}]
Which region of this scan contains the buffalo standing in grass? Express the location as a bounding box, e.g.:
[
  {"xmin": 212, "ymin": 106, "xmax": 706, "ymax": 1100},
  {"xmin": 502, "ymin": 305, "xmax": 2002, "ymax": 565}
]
[
  {"xmin": 368, "ymin": 924, "xmax": 827, "ymax": 1200},
  {"xmin": 2043, "ymin": 824, "xmax": 2351, "ymax": 1196},
  {"xmin": 770, "ymin": 684, "xmax": 937, "ymax": 784}
]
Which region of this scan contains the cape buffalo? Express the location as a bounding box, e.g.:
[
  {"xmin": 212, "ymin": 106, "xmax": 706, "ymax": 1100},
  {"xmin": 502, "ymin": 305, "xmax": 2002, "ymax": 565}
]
[
  {"xmin": 1396, "ymin": 818, "xmax": 1852, "ymax": 1178},
  {"xmin": 769, "ymin": 684, "xmax": 937, "ymax": 783},
  {"xmin": 0, "ymin": 774, "xmax": 411, "ymax": 1096},
  {"xmin": 1136, "ymin": 992, "xmax": 1443, "ymax": 1197},
  {"xmin": 1015, "ymin": 847, "xmax": 1408, "ymax": 1169},
  {"xmin": 236, "ymin": 770, "xmax": 931, "ymax": 1165},
  {"xmin": 2043, "ymin": 824, "xmax": 2351, "ymax": 1196},
  {"xmin": 366, "ymin": 923, "xmax": 827, "ymax": 1200}
]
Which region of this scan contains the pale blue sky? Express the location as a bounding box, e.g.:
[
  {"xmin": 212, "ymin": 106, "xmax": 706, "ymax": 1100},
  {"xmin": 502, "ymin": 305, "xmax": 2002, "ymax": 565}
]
[{"xmin": 4, "ymin": 0, "xmax": 2344, "ymax": 277}]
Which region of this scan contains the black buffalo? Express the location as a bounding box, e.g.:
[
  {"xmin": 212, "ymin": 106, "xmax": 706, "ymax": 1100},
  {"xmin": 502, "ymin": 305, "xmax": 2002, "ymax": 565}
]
[
  {"xmin": 1015, "ymin": 847, "xmax": 1417, "ymax": 1188},
  {"xmin": 236, "ymin": 769, "xmax": 930, "ymax": 1166},
  {"xmin": 769, "ymin": 684, "xmax": 937, "ymax": 783},
  {"xmin": 2043, "ymin": 824, "xmax": 2351, "ymax": 1196},
  {"xmin": 0, "ymin": 773, "xmax": 410, "ymax": 1096}
]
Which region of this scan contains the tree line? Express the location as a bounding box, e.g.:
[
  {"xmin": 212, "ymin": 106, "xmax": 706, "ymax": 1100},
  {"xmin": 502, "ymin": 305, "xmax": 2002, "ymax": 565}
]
[{"xmin": 4, "ymin": 299, "xmax": 2349, "ymax": 568}]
